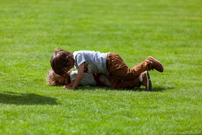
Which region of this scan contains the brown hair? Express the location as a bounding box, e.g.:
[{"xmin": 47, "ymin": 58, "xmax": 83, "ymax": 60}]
[
  {"xmin": 46, "ymin": 69, "xmax": 71, "ymax": 85},
  {"xmin": 46, "ymin": 69, "xmax": 60, "ymax": 85},
  {"xmin": 50, "ymin": 49, "xmax": 74, "ymax": 75}
]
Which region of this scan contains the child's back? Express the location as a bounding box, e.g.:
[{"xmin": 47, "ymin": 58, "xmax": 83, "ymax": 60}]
[{"xmin": 73, "ymin": 51, "xmax": 109, "ymax": 75}]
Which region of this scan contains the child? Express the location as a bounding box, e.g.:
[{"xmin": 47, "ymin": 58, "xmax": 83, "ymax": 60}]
[
  {"xmin": 50, "ymin": 50, "xmax": 164, "ymax": 90},
  {"xmin": 46, "ymin": 69, "xmax": 111, "ymax": 87}
]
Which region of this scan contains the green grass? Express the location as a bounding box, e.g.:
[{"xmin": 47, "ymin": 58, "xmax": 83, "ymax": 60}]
[{"xmin": 0, "ymin": 0, "xmax": 202, "ymax": 134}]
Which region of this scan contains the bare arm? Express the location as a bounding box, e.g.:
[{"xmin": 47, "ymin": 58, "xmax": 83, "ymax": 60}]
[
  {"xmin": 69, "ymin": 80, "xmax": 75, "ymax": 87},
  {"xmin": 71, "ymin": 63, "xmax": 84, "ymax": 88},
  {"xmin": 63, "ymin": 63, "xmax": 84, "ymax": 89},
  {"xmin": 63, "ymin": 80, "xmax": 75, "ymax": 89}
]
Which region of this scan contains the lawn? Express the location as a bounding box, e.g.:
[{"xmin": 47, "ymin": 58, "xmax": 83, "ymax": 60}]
[{"xmin": 0, "ymin": 0, "xmax": 202, "ymax": 134}]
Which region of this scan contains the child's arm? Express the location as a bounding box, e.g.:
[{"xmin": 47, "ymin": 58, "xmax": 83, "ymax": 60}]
[
  {"xmin": 69, "ymin": 63, "xmax": 84, "ymax": 89},
  {"xmin": 63, "ymin": 80, "xmax": 75, "ymax": 89}
]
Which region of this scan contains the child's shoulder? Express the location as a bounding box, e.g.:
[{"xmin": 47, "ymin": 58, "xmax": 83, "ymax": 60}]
[
  {"xmin": 73, "ymin": 50, "xmax": 108, "ymax": 55},
  {"xmin": 74, "ymin": 50, "xmax": 95, "ymax": 53},
  {"xmin": 73, "ymin": 50, "xmax": 96, "ymax": 56}
]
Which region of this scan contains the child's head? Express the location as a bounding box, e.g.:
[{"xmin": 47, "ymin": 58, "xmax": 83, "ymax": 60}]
[
  {"xmin": 50, "ymin": 49, "xmax": 74, "ymax": 75},
  {"xmin": 46, "ymin": 69, "xmax": 70, "ymax": 85}
]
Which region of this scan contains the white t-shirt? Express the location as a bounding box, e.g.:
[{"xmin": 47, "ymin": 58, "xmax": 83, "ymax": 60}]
[
  {"xmin": 73, "ymin": 51, "xmax": 109, "ymax": 75},
  {"xmin": 70, "ymin": 71, "xmax": 97, "ymax": 86}
]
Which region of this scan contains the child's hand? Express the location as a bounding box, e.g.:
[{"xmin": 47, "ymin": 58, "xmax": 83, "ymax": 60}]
[{"xmin": 63, "ymin": 84, "xmax": 73, "ymax": 89}]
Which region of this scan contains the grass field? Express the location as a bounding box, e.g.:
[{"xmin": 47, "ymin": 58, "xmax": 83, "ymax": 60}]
[{"xmin": 0, "ymin": 0, "xmax": 202, "ymax": 134}]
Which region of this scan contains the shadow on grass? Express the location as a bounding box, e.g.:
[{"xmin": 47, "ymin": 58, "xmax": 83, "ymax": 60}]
[
  {"xmin": 76, "ymin": 86, "xmax": 174, "ymax": 92},
  {"xmin": 151, "ymin": 86, "xmax": 174, "ymax": 92},
  {"xmin": 0, "ymin": 92, "xmax": 59, "ymax": 105}
]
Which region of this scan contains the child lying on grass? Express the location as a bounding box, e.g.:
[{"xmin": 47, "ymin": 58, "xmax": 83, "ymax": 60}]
[
  {"xmin": 50, "ymin": 50, "xmax": 164, "ymax": 90},
  {"xmin": 46, "ymin": 69, "xmax": 111, "ymax": 87},
  {"xmin": 47, "ymin": 69, "xmax": 151, "ymax": 90}
]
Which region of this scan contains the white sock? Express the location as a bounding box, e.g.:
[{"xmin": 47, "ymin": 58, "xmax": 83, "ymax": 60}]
[{"xmin": 139, "ymin": 74, "xmax": 143, "ymax": 82}]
